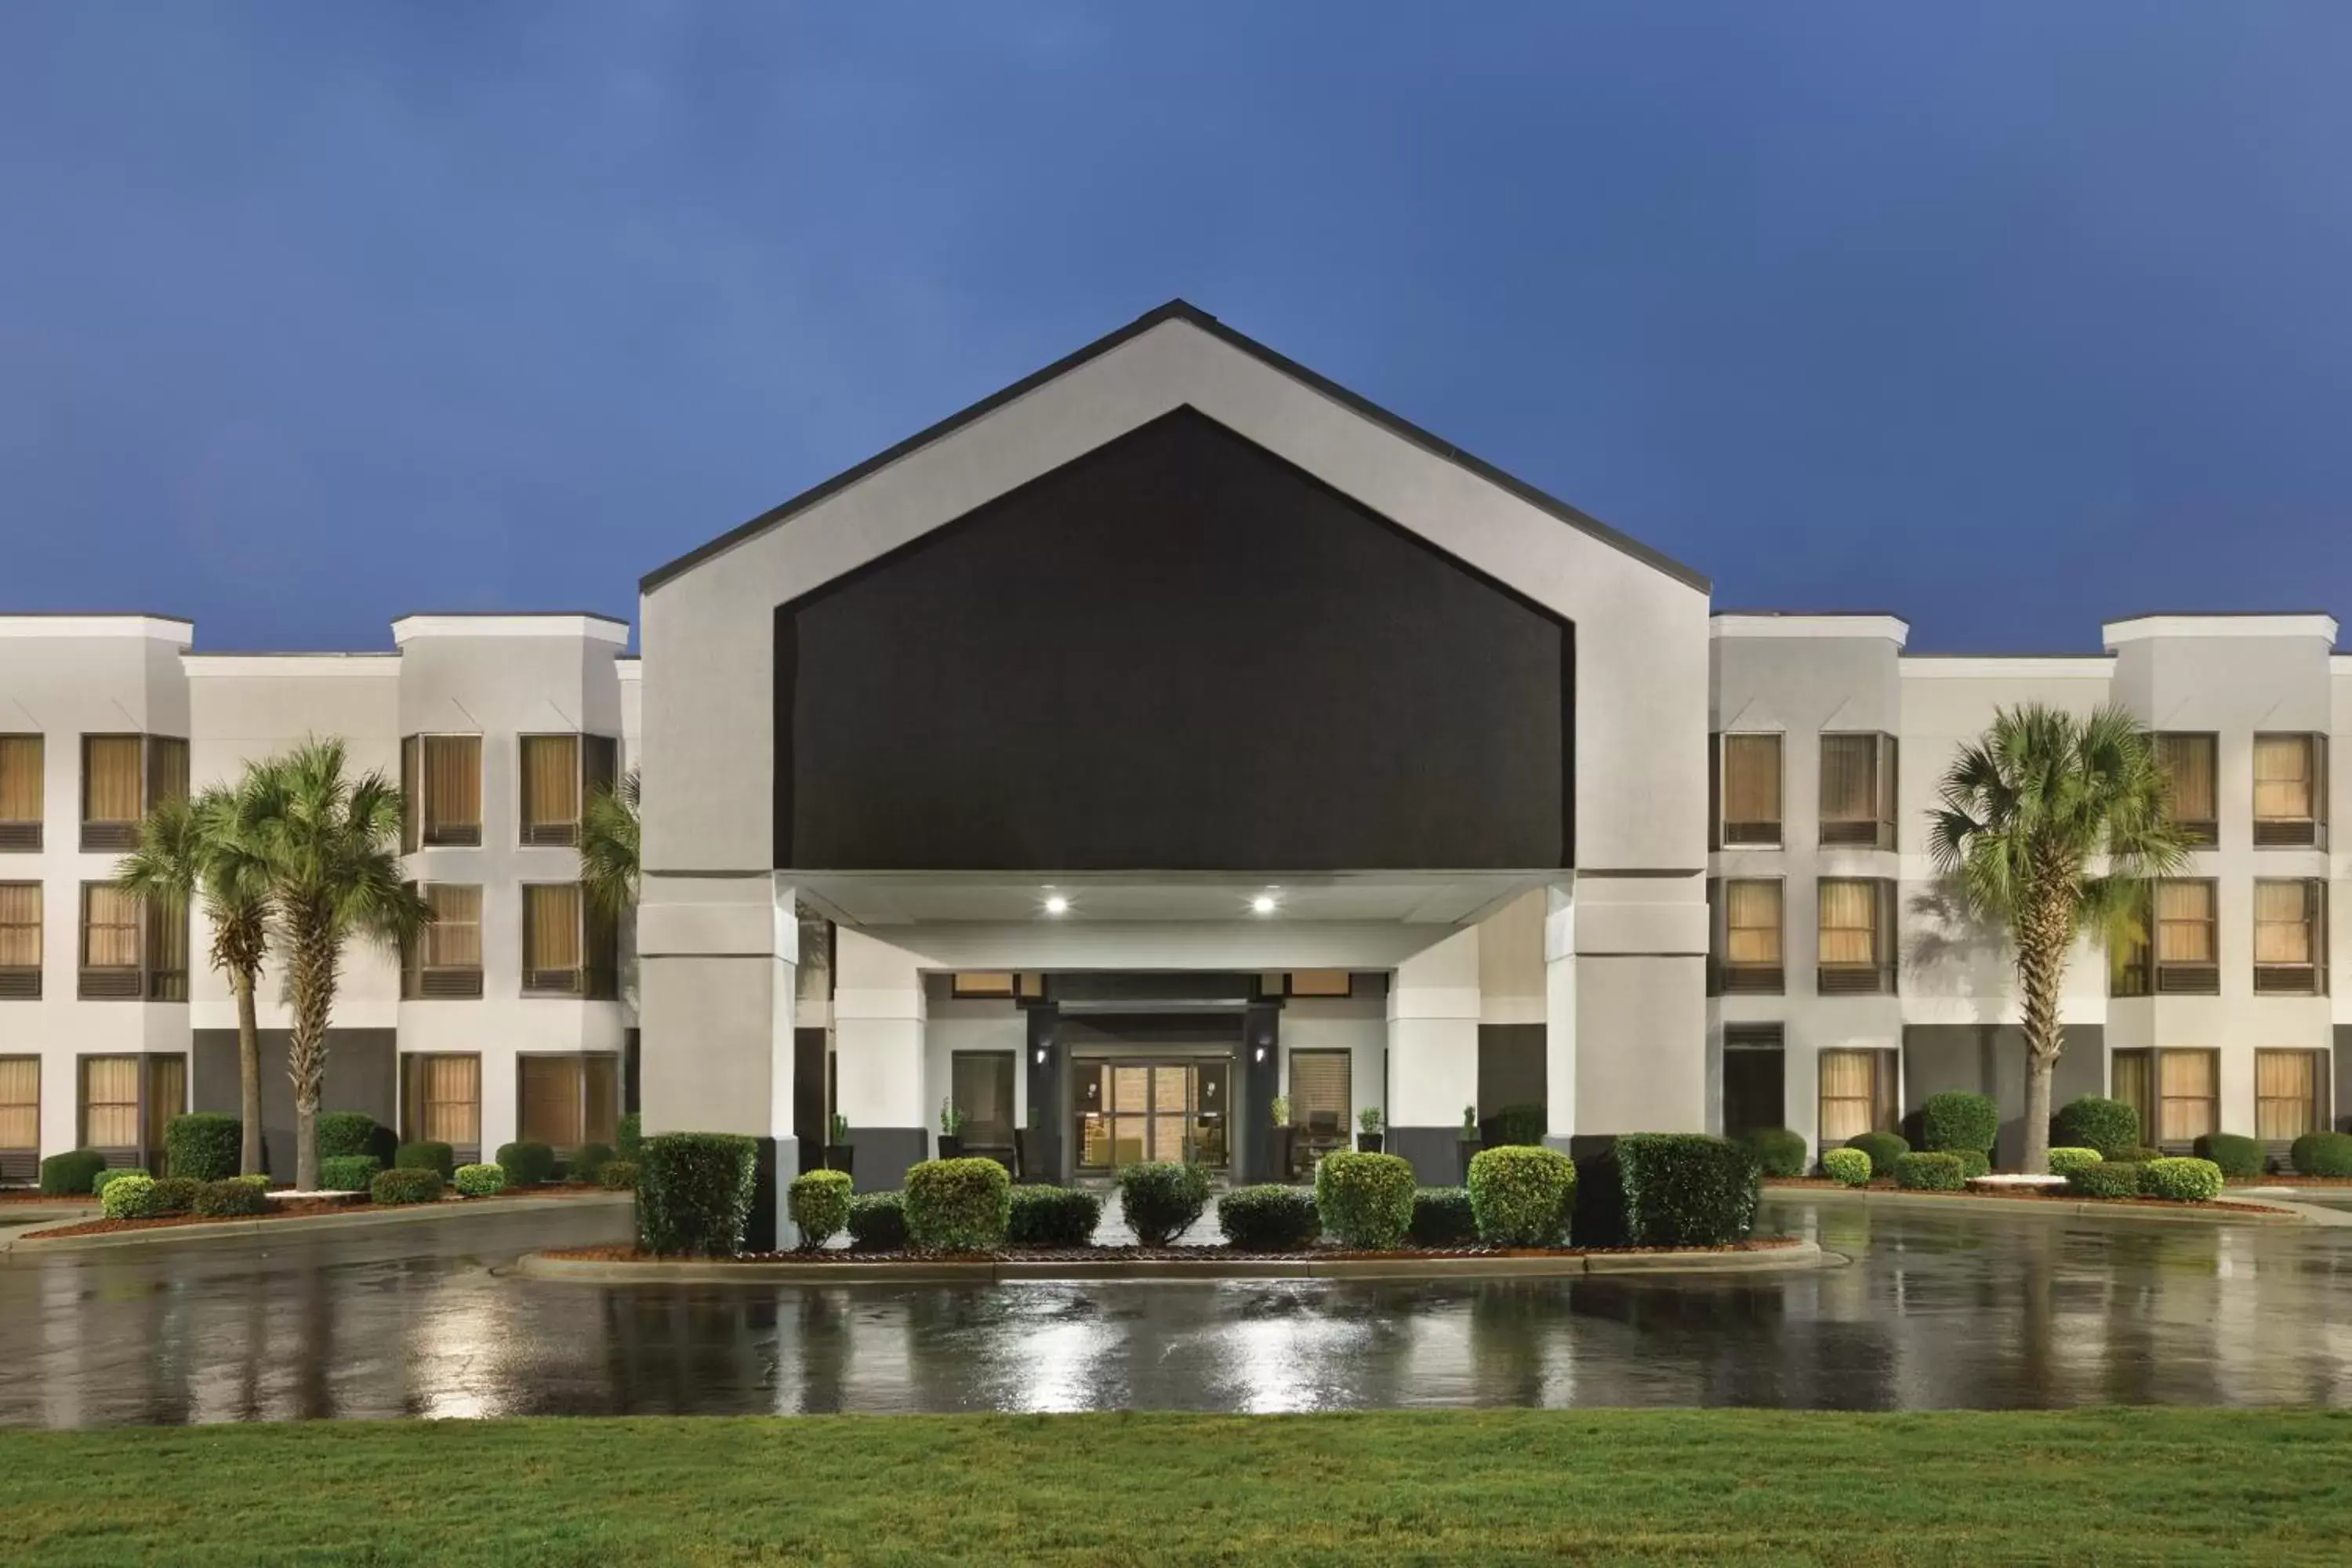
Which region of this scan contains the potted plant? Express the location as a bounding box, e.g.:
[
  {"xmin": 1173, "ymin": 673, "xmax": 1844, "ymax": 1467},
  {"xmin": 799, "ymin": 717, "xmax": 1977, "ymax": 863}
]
[
  {"xmin": 1015, "ymin": 1102, "xmax": 1054, "ymax": 1185},
  {"xmin": 937, "ymin": 1098, "xmax": 965, "ymax": 1160},
  {"xmin": 1356, "ymin": 1106, "xmax": 1385, "ymax": 1153},
  {"xmin": 1266, "ymin": 1094, "xmax": 1294, "ymax": 1185},
  {"xmin": 1457, "ymin": 1103, "xmax": 1481, "ymax": 1183},
  {"xmin": 825, "ymin": 1112, "xmax": 854, "ymax": 1178}
]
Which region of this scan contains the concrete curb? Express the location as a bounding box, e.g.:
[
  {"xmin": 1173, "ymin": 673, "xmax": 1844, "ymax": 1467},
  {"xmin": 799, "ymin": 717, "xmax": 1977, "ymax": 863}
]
[
  {"xmin": 512, "ymin": 1236, "xmax": 1826, "ymax": 1285},
  {"xmin": 1762, "ymin": 1184, "xmax": 2319, "ymax": 1225},
  {"xmin": 4, "ymin": 1190, "xmax": 632, "ymax": 1256}
]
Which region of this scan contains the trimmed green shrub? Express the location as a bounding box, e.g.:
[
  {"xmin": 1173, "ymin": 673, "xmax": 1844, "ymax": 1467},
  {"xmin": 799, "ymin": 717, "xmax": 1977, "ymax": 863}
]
[
  {"xmin": 904, "ymin": 1157, "xmax": 1013, "ymax": 1251},
  {"xmin": 2289, "ymin": 1131, "xmax": 2352, "ymax": 1178},
  {"xmin": 2046, "ymin": 1147, "xmax": 2103, "ymax": 1178},
  {"xmin": 494, "ymin": 1141, "xmax": 557, "ymax": 1187},
  {"xmin": 371, "ymin": 1167, "xmax": 444, "ymax": 1206},
  {"xmin": 637, "ymin": 1133, "xmax": 758, "ymax": 1258},
  {"xmin": 1217, "ymin": 1185, "xmax": 1322, "ymax": 1250},
  {"xmin": 574, "ymin": 1142, "xmax": 615, "ymax": 1181},
  {"xmin": 1820, "ymin": 1147, "xmax": 1872, "ymax": 1187},
  {"xmin": 787, "ymin": 1168, "xmax": 855, "ymax": 1250},
  {"xmin": 394, "ymin": 1142, "xmax": 456, "ymax": 1180},
  {"xmin": 1316, "ymin": 1151, "xmax": 1417, "ymax": 1250},
  {"xmin": 1576, "ymin": 1134, "xmax": 1759, "ymax": 1247},
  {"xmin": 1893, "ymin": 1152, "xmax": 1965, "ymax": 1191},
  {"xmin": 1007, "ymin": 1184, "xmax": 1101, "ymax": 1247},
  {"xmin": 1953, "ymin": 1149, "xmax": 1991, "ymax": 1181},
  {"xmin": 2054, "ymin": 1096, "xmax": 2142, "ymax": 1160},
  {"xmin": 845, "ymin": 1190, "xmax": 907, "ymax": 1250},
  {"xmin": 1116, "ymin": 1160, "xmax": 1211, "ymax": 1247},
  {"xmin": 2067, "ymin": 1161, "xmax": 2142, "ymax": 1200},
  {"xmin": 319, "ymin": 1156, "xmax": 382, "ymax": 1192},
  {"xmin": 1737, "ymin": 1127, "xmax": 1808, "ymax": 1179},
  {"xmin": 1843, "ymin": 1131, "xmax": 1909, "ymax": 1178},
  {"xmin": 92, "ymin": 1166, "xmax": 149, "ymax": 1196},
  {"xmin": 598, "ymin": 1160, "xmax": 639, "ymax": 1192},
  {"xmin": 2140, "ymin": 1156, "xmax": 2223, "ymax": 1203},
  {"xmin": 1918, "ymin": 1092, "xmax": 1999, "ymax": 1156},
  {"xmin": 194, "ymin": 1177, "xmax": 270, "ymax": 1218},
  {"xmin": 2191, "ymin": 1133, "xmax": 2262, "ymax": 1178},
  {"xmin": 140, "ymin": 1177, "xmax": 204, "ymax": 1218},
  {"xmin": 100, "ymin": 1174, "xmax": 155, "ymax": 1220},
  {"xmin": 616, "ymin": 1112, "xmax": 643, "ymax": 1160},
  {"xmin": 39, "ymin": 1149, "xmax": 106, "ymax": 1197},
  {"xmin": 1409, "ymin": 1187, "xmax": 1479, "ymax": 1247},
  {"xmin": 1487, "ymin": 1104, "xmax": 1547, "ymax": 1147},
  {"xmin": 453, "ymin": 1163, "xmax": 508, "ymax": 1198},
  {"xmin": 318, "ymin": 1112, "xmax": 389, "ymax": 1162},
  {"xmin": 1468, "ymin": 1145, "xmax": 1577, "ymax": 1247},
  {"xmin": 163, "ymin": 1113, "xmax": 241, "ymax": 1181}
]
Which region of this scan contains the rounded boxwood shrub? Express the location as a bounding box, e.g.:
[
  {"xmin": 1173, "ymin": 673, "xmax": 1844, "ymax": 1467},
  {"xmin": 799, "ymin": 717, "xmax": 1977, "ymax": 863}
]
[
  {"xmin": 1738, "ymin": 1127, "xmax": 1807, "ymax": 1179},
  {"xmin": 371, "ymin": 1167, "xmax": 444, "ymax": 1206},
  {"xmin": 2191, "ymin": 1133, "xmax": 2263, "ymax": 1178},
  {"xmin": 573, "ymin": 1142, "xmax": 615, "ymax": 1182},
  {"xmin": 39, "ymin": 1149, "xmax": 106, "ymax": 1197},
  {"xmin": 788, "ymin": 1168, "xmax": 855, "ymax": 1250},
  {"xmin": 2289, "ymin": 1131, "xmax": 2352, "ymax": 1178},
  {"xmin": 1576, "ymin": 1134, "xmax": 1759, "ymax": 1247},
  {"xmin": 1893, "ymin": 1152, "xmax": 1965, "ymax": 1192},
  {"xmin": 1843, "ymin": 1131, "xmax": 1909, "ymax": 1178},
  {"xmin": 1487, "ymin": 1104, "xmax": 1547, "ymax": 1147},
  {"xmin": 2067, "ymin": 1161, "xmax": 2142, "ymax": 1200},
  {"xmin": 904, "ymin": 1157, "xmax": 1013, "ymax": 1251},
  {"xmin": 394, "ymin": 1142, "xmax": 456, "ymax": 1181},
  {"xmin": 454, "ymin": 1163, "xmax": 508, "ymax": 1199},
  {"xmin": 1116, "ymin": 1161, "xmax": 1211, "ymax": 1247},
  {"xmin": 494, "ymin": 1141, "xmax": 557, "ymax": 1188},
  {"xmin": 845, "ymin": 1190, "xmax": 908, "ymax": 1250},
  {"xmin": 164, "ymin": 1113, "xmax": 241, "ymax": 1181},
  {"xmin": 1918, "ymin": 1092, "xmax": 1999, "ymax": 1157},
  {"xmin": 194, "ymin": 1177, "xmax": 270, "ymax": 1218},
  {"xmin": 100, "ymin": 1174, "xmax": 155, "ymax": 1221},
  {"xmin": 2054, "ymin": 1096, "xmax": 2142, "ymax": 1160},
  {"xmin": 1468, "ymin": 1145, "xmax": 1577, "ymax": 1247},
  {"xmin": 1007, "ymin": 1184, "xmax": 1102, "ymax": 1247},
  {"xmin": 92, "ymin": 1166, "xmax": 149, "ymax": 1196},
  {"xmin": 319, "ymin": 1155, "xmax": 382, "ymax": 1192},
  {"xmin": 1217, "ymin": 1185, "xmax": 1322, "ymax": 1250},
  {"xmin": 1316, "ymin": 1150, "xmax": 1417, "ymax": 1250},
  {"xmin": 598, "ymin": 1160, "xmax": 639, "ymax": 1192},
  {"xmin": 1409, "ymin": 1187, "xmax": 1479, "ymax": 1247},
  {"xmin": 637, "ymin": 1133, "xmax": 758, "ymax": 1258},
  {"xmin": 1953, "ymin": 1149, "xmax": 1991, "ymax": 1180},
  {"xmin": 2046, "ymin": 1147, "xmax": 2103, "ymax": 1178},
  {"xmin": 140, "ymin": 1176, "xmax": 204, "ymax": 1218},
  {"xmin": 2140, "ymin": 1156, "xmax": 2223, "ymax": 1203},
  {"xmin": 1820, "ymin": 1147, "xmax": 1872, "ymax": 1187}
]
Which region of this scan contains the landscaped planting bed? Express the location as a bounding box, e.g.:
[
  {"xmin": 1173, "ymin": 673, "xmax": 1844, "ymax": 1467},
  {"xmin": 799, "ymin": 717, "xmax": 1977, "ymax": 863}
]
[
  {"xmin": 541, "ymin": 1236, "xmax": 1809, "ymax": 1265},
  {"xmin": 1760, "ymin": 1176, "xmax": 2282, "ymax": 1214},
  {"xmin": 19, "ymin": 1183, "xmax": 617, "ymax": 1239}
]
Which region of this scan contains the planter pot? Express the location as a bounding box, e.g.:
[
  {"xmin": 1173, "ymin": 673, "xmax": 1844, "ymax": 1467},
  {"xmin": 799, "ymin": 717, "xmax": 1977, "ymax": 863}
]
[
  {"xmin": 1014, "ymin": 1128, "xmax": 1054, "ymax": 1184},
  {"xmin": 1265, "ymin": 1126, "xmax": 1296, "ymax": 1184},
  {"xmin": 937, "ymin": 1135, "xmax": 963, "ymax": 1160},
  {"xmin": 1356, "ymin": 1134, "xmax": 1385, "ymax": 1153},
  {"xmin": 824, "ymin": 1145, "xmax": 855, "ymax": 1178}
]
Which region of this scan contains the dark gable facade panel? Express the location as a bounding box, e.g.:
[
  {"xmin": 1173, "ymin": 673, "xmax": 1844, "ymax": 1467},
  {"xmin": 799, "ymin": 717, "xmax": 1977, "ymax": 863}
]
[{"xmin": 775, "ymin": 408, "xmax": 1571, "ymax": 872}]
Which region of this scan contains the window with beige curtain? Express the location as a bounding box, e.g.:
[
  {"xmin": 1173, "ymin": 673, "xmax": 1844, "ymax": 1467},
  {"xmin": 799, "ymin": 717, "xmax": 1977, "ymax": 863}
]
[
  {"xmin": 2157, "ymin": 1049, "xmax": 2218, "ymax": 1142},
  {"xmin": 0, "ymin": 1058, "xmax": 37, "ymax": 1151},
  {"xmin": 81, "ymin": 735, "xmax": 142, "ymax": 824},
  {"xmin": 143, "ymin": 1056, "xmax": 184, "ymax": 1154},
  {"xmin": 953, "ymin": 972, "xmax": 1017, "ymax": 997},
  {"xmin": 2253, "ymin": 735, "xmax": 2317, "ymax": 822},
  {"xmin": 1725, "ymin": 880, "xmax": 1783, "ymax": 966},
  {"xmin": 583, "ymin": 1055, "xmax": 619, "ymax": 1146},
  {"xmin": 520, "ymin": 735, "xmax": 581, "ymax": 841},
  {"xmin": 522, "ymin": 883, "xmax": 583, "ymax": 989},
  {"xmin": 0, "ymin": 736, "xmax": 41, "ymax": 826},
  {"xmin": 0, "ymin": 884, "xmax": 38, "ymax": 971},
  {"xmin": 519, "ymin": 1054, "xmax": 586, "ymax": 1148},
  {"xmin": 405, "ymin": 1054, "xmax": 481, "ymax": 1149},
  {"xmin": 416, "ymin": 735, "xmax": 482, "ymax": 845},
  {"xmin": 1287, "ymin": 1050, "xmax": 1351, "ymax": 1129},
  {"xmin": 1721, "ymin": 734, "xmax": 1782, "ymax": 840},
  {"xmin": 2110, "ymin": 1050, "xmax": 2154, "ymax": 1143},
  {"xmin": 1817, "ymin": 880, "xmax": 1878, "ymax": 966},
  {"xmin": 1819, "ymin": 735, "xmax": 1879, "ymax": 824},
  {"xmin": 2254, "ymin": 880, "xmax": 2314, "ymax": 966},
  {"xmin": 2155, "ymin": 880, "xmax": 2216, "ymax": 963},
  {"xmin": 2256, "ymin": 1050, "xmax": 2321, "ymax": 1141},
  {"xmin": 144, "ymin": 736, "xmax": 187, "ymax": 811},
  {"xmin": 1287, "ymin": 971, "xmax": 1353, "ymax": 996},
  {"xmin": 79, "ymin": 884, "xmax": 140, "ymax": 968},
  {"xmin": 81, "ymin": 1056, "xmax": 139, "ymax": 1149},
  {"xmin": 1818, "ymin": 1050, "xmax": 1887, "ymax": 1143},
  {"xmin": 2154, "ymin": 734, "xmax": 2217, "ymax": 830},
  {"xmin": 143, "ymin": 899, "xmax": 187, "ymax": 1000},
  {"xmin": 421, "ymin": 884, "xmax": 482, "ymax": 970}
]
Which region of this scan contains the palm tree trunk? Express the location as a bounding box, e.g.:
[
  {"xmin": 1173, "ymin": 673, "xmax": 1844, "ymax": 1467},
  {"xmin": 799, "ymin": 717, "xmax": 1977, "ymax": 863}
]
[
  {"xmin": 285, "ymin": 906, "xmax": 338, "ymax": 1192},
  {"xmin": 234, "ymin": 967, "xmax": 264, "ymax": 1177},
  {"xmin": 2016, "ymin": 901, "xmax": 2071, "ymax": 1175}
]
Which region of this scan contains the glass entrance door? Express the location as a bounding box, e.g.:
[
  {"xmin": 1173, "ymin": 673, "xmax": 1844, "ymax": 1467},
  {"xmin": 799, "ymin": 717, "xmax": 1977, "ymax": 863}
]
[{"xmin": 1075, "ymin": 1058, "xmax": 1231, "ymax": 1171}]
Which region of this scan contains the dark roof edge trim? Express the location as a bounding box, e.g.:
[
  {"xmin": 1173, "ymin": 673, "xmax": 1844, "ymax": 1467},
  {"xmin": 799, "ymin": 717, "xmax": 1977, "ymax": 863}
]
[{"xmin": 640, "ymin": 299, "xmax": 1711, "ymax": 595}]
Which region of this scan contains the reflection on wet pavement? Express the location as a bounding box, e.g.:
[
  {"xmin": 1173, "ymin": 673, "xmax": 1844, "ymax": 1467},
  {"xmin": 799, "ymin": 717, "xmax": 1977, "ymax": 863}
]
[{"xmin": 3, "ymin": 1195, "xmax": 2350, "ymax": 1427}]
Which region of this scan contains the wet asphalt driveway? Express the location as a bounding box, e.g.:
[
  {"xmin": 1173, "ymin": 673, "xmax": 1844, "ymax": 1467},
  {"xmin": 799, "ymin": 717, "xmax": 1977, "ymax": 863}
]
[{"xmin": 4, "ymin": 1195, "xmax": 2350, "ymax": 1427}]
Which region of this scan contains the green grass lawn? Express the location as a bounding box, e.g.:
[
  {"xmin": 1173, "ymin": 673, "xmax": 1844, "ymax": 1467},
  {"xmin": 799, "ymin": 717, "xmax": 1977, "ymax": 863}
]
[{"xmin": 3, "ymin": 1408, "xmax": 2349, "ymax": 1565}]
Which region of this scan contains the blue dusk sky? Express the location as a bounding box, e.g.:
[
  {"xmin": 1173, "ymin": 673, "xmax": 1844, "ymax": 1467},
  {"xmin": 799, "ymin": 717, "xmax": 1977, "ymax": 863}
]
[{"xmin": 2, "ymin": 2, "xmax": 2347, "ymax": 652}]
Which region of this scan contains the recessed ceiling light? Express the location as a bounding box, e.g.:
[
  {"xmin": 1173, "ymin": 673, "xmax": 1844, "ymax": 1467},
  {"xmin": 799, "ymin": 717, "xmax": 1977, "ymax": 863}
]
[
  {"xmin": 1044, "ymin": 895, "xmax": 1070, "ymax": 916},
  {"xmin": 1250, "ymin": 895, "xmax": 1277, "ymax": 915}
]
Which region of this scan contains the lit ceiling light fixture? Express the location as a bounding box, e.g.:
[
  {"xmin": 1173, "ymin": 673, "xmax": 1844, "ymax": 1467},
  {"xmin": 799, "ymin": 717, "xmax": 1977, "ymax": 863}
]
[
  {"xmin": 1044, "ymin": 893, "xmax": 1070, "ymax": 916},
  {"xmin": 1251, "ymin": 889, "xmax": 1279, "ymax": 915}
]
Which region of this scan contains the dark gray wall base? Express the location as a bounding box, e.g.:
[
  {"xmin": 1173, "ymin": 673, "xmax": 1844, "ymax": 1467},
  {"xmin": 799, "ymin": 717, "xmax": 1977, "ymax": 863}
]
[
  {"xmin": 847, "ymin": 1128, "xmax": 927, "ymax": 1194},
  {"xmin": 2336, "ymin": 1027, "xmax": 2352, "ymax": 1133},
  {"xmin": 192, "ymin": 1028, "xmax": 397, "ymax": 1178},
  {"xmin": 1900, "ymin": 1025, "xmax": 2104, "ymax": 1168},
  {"xmin": 1477, "ymin": 1025, "xmax": 1545, "ymax": 1116},
  {"xmin": 1388, "ymin": 1126, "xmax": 1468, "ymax": 1185},
  {"xmin": 746, "ymin": 1136, "xmax": 783, "ymax": 1253}
]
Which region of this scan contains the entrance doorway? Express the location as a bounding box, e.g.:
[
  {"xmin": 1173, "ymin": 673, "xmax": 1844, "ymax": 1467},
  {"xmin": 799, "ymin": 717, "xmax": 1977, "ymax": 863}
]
[{"xmin": 1073, "ymin": 1058, "xmax": 1232, "ymax": 1171}]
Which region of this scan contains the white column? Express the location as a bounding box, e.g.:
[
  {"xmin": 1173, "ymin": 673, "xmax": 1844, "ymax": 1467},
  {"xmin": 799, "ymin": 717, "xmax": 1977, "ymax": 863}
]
[
  {"xmin": 1544, "ymin": 880, "xmax": 1577, "ymax": 1148},
  {"xmin": 831, "ymin": 927, "xmax": 929, "ymax": 1189},
  {"xmin": 1386, "ymin": 924, "xmax": 1480, "ymax": 1180}
]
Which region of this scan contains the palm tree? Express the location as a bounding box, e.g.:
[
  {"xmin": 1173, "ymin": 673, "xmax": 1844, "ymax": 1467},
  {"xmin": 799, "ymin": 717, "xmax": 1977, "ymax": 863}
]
[
  {"xmin": 1928, "ymin": 704, "xmax": 2191, "ymax": 1172},
  {"xmin": 115, "ymin": 785, "xmax": 276, "ymax": 1176},
  {"xmin": 247, "ymin": 739, "xmax": 426, "ymax": 1190},
  {"xmin": 579, "ymin": 767, "xmax": 640, "ymax": 917}
]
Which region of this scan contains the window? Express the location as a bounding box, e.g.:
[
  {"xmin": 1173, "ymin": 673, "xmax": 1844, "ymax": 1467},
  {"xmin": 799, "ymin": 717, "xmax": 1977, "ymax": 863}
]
[
  {"xmin": 517, "ymin": 1054, "xmax": 619, "ymax": 1152},
  {"xmin": 401, "ymin": 734, "xmax": 483, "ymax": 849},
  {"xmin": 2154, "ymin": 880, "xmax": 2219, "ymax": 994},
  {"xmin": 2253, "ymin": 734, "xmax": 2326, "ymax": 848},
  {"xmin": 951, "ymin": 1051, "xmax": 1018, "ymax": 1158},
  {"xmin": 1715, "ymin": 879, "xmax": 1784, "ymax": 993},
  {"xmin": 80, "ymin": 734, "xmax": 182, "ymax": 851},
  {"xmin": 2256, "ymin": 1051, "xmax": 2326, "ymax": 1142},
  {"xmin": 521, "ymin": 883, "xmax": 617, "ymax": 998},
  {"xmin": 2111, "ymin": 1049, "xmax": 2154, "ymax": 1144},
  {"xmin": 1722, "ymin": 1025, "xmax": 1785, "ymax": 1142},
  {"xmin": 1818, "ymin": 1048, "xmax": 1897, "ymax": 1144},
  {"xmin": 2154, "ymin": 733, "xmax": 2217, "ymax": 844},
  {"xmin": 518, "ymin": 734, "xmax": 617, "ymax": 847},
  {"xmin": 1284, "ymin": 971, "xmax": 1355, "ymax": 998},
  {"xmin": 403, "ymin": 884, "xmax": 484, "ymax": 998},
  {"xmin": 1817, "ymin": 878, "xmax": 1896, "ymax": 994},
  {"xmin": 403, "ymin": 1053, "xmax": 481, "ymax": 1157},
  {"xmin": 0, "ymin": 735, "xmax": 40, "ymax": 850},
  {"xmin": 1287, "ymin": 1049, "xmax": 1352, "ymax": 1139},
  {"xmin": 0, "ymin": 1058, "xmax": 38, "ymax": 1178},
  {"xmin": 0, "ymin": 883, "xmax": 38, "ymax": 998},
  {"xmin": 2156, "ymin": 1048, "xmax": 2219, "ymax": 1145},
  {"xmin": 2110, "ymin": 888, "xmax": 2153, "ymax": 997},
  {"xmin": 951, "ymin": 972, "xmax": 1045, "ymax": 1000},
  {"xmin": 1715, "ymin": 734, "xmax": 1783, "ymax": 846},
  {"xmin": 80, "ymin": 1055, "xmax": 140, "ymax": 1151},
  {"xmin": 78, "ymin": 883, "xmax": 141, "ymax": 999},
  {"xmin": 2252, "ymin": 880, "xmax": 2325, "ymax": 994},
  {"xmin": 143, "ymin": 1055, "xmax": 184, "ymax": 1157},
  {"xmin": 1819, "ymin": 733, "xmax": 1897, "ymax": 849}
]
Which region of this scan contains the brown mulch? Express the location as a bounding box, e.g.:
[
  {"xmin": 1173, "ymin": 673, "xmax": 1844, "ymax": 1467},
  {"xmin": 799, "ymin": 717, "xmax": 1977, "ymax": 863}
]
[
  {"xmin": 543, "ymin": 1236, "xmax": 1808, "ymax": 1265},
  {"xmin": 2225, "ymin": 1174, "xmax": 2352, "ymax": 1187},
  {"xmin": 1761, "ymin": 1177, "xmax": 2277, "ymax": 1214},
  {"xmin": 27, "ymin": 1199, "xmax": 363, "ymax": 1237},
  {"xmin": 0, "ymin": 1192, "xmax": 96, "ymax": 1205}
]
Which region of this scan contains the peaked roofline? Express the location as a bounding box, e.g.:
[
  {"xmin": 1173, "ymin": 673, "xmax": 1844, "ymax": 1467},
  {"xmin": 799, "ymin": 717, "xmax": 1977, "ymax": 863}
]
[{"xmin": 640, "ymin": 299, "xmax": 1710, "ymax": 595}]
